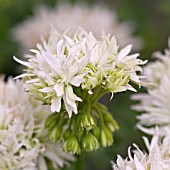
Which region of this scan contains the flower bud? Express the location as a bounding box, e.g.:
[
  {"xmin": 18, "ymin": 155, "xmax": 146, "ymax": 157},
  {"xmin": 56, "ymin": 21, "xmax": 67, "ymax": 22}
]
[
  {"xmin": 103, "ymin": 112, "xmax": 114, "ymax": 122},
  {"xmin": 64, "ymin": 135, "xmax": 81, "ymax": 154},
  {"xmin": 75, "ymin": 128, "xmax": 84, "ymax": 142},
  {"xmin": 49, "ymin": 124, "xmax": 62, "ymax": 142},
  {"xmin": 63, "ymin": 129, "xmax": 72, "ymax": 140},
  {"xmin": 103, "ymin": 113, "xmax": 119, "ymax": 132},
  {"xmin": 91, "ymin": 125, "xmax": 100, "ymax": 139},
  {"xmin": 77, "ymin": 113, "xmax": 95, "ymax": 131},
  {"xmin": 100, "ymin": 127, "xmax": 113, "ymax": 147},
  {"xmin": 81, "ymin": 132, "xmax": 99, "ymax": 152},
  {"xmin": 106, "ymin": 121, "xmax": 118, "ymax": 132},
  {"xmin": 45, "ymin": 113, "xmax": 59, "ymax": 130}
]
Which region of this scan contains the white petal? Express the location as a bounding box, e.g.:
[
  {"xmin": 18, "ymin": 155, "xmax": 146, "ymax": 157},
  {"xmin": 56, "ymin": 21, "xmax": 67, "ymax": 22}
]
[
  {"xmin": 70, "ymin": 74, "xmax": 84, "ymax": 87},
  {"xmin": 37, "ymin": 156, "xmax": 48, "ymax": 170},
  {"xmin": 45, "ymin": 148, "xmax": 64, "ymax": 167},
  {"xmin": 54, "ymin": 83, "xmax": 64, "ymax": 97},
  {"xmin": 39, "ymin": 87, "xmax": 53, "ymax": 93},
  {"xmin": 65, "ymin": 88, "xmax": 78, "ymax": 114},
  {"xmin": 26, "ymin": 78, "xmax": 39, "ymax": 84},
  {"xmin": 66, "ymin": 85, "xmax": 82, "ymax": 102},
  {"xmin": 63, "ymin": 94, "xmax": 73, "ymax": 118},
  {"xmin": 13, "ymin": 56, "xmax": 32, "ymax": 68},
  {"xmin": 118, "ymin": 45, "xmax": 132, "ymax": 61},
  {"xmin": 51, "ymin": 96, "xmax": 61, "ymax": 112},
  {"xmin": 14, "ymin": 73, "xmax": 35, "ymax": 79},
  {"xmin": 134, "ymin": 155, "xmax": 145, "ymax": 170}
]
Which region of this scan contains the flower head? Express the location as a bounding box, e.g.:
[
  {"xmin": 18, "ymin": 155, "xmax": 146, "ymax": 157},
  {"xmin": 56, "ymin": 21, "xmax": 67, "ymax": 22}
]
[
  {"xmin": 112, "ymin": 129, "xmax": 170, "ymax": 170},
  {"xmin": 0, "ymin": 76, "xmax": 75, "ymax": 169},
  {"xmin": 13, "ymin": 3, "xmax": 143, "ymax": 52},
  {"xmin": 14, "ymin": 27, "xmax": 146, "ymax": 153},
  {"xmin": 14, "ymin": 27, "xmax": 146, "ymax": 118},
  {"xmin": 132, "ymin": 39, "xmax": 170, "ymax": 135}
]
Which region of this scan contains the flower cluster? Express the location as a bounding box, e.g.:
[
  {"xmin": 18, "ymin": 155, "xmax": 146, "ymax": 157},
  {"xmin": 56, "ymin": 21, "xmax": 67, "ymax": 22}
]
[
  {"xmin": 0, "ymin": 76, "xmax": 75, "ymax": 169},
  {"xmin": 13, "ymin": 3, "xmax": 142, "ymax": 52},
  {"xmin": 112, "ymin": 129, "xmax": 170, "ymax": 170},
  {"xmin": 14, "ymin": 27, "xmax": 145, "ymax": 154},
  {"xmin": 131, "ymin": 39, "xmax": 170, "ymax": 135}
]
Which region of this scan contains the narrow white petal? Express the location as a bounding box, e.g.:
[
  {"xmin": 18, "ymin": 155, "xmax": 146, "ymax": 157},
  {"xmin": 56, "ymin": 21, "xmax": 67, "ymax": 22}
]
[
  {"xmin": 118, "ymin": 45, "xmax": 132, "ymax": 61},
  {"xmin": 14, "ymin": 73, "xmax": 35, "ymax": 79},
  {"xmin": 51, "ymin": 96, "xmax": 61, "ymax": 112},
  {"xmin": 70, "ymin": 74, "xmax": 84, "ymax": 87},
  {"xmin": 37, "ymin": 156, "xmax": 48, "ymax": 170},
  {"xmin": 63, "ymin": 94, "xmax": 73, "ymax": 118},
  {"xmin": 54, "ymin": 83, "xmax": 64, "ymax": 97},
  {"xmin": 134, "ymin": 155, "xmax": 145, "ymax": 170},
  {"xmin": 45, "ymin": 150, "xmax": 64, "ymax": 168},
  {"xmin": 67, "ymin": 85, "xmax": 82, "ymax": 102},
  {"xmin": 39, "ymin": 87, "xmax": 53, "ymax": 93},
  {"xmin": 26, "ymin": 78, "xmax": 39, "ymax": 84},
  {"xmin": 13, "ymin": 56, "xmax": 32, "ymax": 68}
]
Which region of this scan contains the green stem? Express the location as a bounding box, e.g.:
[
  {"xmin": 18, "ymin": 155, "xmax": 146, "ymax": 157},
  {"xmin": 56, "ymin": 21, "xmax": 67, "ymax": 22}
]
[
  {"xmin": 91, "ymin": 88, "xmax": 108, "ymax": 105},
  {"xmin": 76, "ymin": 154, "xmax": 84, "ymax": 170},
  {"xmin": 92, "ymin": 104, "xmax": 105, "ymax": 127}
]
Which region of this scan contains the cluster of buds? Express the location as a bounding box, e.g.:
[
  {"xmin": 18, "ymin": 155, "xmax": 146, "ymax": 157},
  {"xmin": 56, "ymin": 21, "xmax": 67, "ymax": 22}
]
[
  {"xmin": 14, "ymin": 27, "xmax": 146, "ymax": 154},
  {"xmin": 45, "ymin": 100, "xmax": 118, "ymax": 154}
]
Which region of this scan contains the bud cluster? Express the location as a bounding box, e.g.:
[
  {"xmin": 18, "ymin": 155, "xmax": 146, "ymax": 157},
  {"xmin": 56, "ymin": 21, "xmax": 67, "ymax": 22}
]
[{"xmin": 45, "ymin": 86, "xmax": 118, "ymax": 154}]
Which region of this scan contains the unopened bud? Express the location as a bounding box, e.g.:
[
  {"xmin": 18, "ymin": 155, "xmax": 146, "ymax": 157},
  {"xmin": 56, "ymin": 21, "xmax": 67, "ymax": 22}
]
[
  {"xmin": 100, "ymin": 127, "xmax": 113, "ymax": 147},
  {"xmin": 64, "ymin": 135, "xmax": 81, "ymax": 154},
  {"xmin": 63, "ymin": 129, "xmax": 72, "ymax": 140},
  {"xmin": 91, "ymin": 125, "xmax": 100, "ymax": 139},
  {"xmin": 77, "ymin": 113, "xmax": 95, "ymax": 131},
  {"xmin": 45, "ymin": 113, "xmax": 59, "ymax": 130},
  {"xmin": 81, "ymin": 132, "xmax": 99, "ymax": 152},
  {"xmin": 49, "ymin": 124, "xmax": 62, "ymax": 142},
  {"xmin": 106, "ymin": 120, "xmax": 119, "ymax": 132}
]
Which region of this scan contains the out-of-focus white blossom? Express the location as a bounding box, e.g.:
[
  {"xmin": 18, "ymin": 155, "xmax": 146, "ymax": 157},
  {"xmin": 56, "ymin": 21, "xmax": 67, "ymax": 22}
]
[
  {"xmin": 0, "ymin": 76, "xmax": 75, "ymax": 170},
  {"xmin": 12, "ymin": 3, "xmax": 143, "ymax": 52},
  {"xmin": 132, "ymin": 39, "xmax": 170, "ymax": 135},
  {"xmin": 112, "ymin": 129, "xmax": 170, "ymax": 170},
  {"xmin": 14, "ymin": 27, "xmax": 146, "ymax": 118}
]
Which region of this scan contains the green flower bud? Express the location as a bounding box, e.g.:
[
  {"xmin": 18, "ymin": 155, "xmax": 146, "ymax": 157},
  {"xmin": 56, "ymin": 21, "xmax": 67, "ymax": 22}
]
[
  {"xmin": 91, "ymin": 125, "xmax": 100, "ymax": 139},
  {"xmin": 75, "ymin": 128, "xmax": 84, "ymax": 142},
  {"xmin": 77, "ymin": 113, "xmax": 95, "ymax": 131},
  {"xmin": 103, "ymin": 113, "xmax": 119, "ymax": 132},
  {"xmin": 45, "ymin": 113, "xmax": 59, "ymax": 130},
  {"xmin": 100, "ymin": 127, "xmax": 113, "ymax": 147},
  {"xmin": 49, "ymin": 124, "xmax": 62, "ymax": 142},
  {"xmin": 106, "ymin": 120, "xmax": 119, "ymax": 132},
  {"xmin": 64, "ymin": 135, "xmax": 81, "ymax": 154},
  {"xmin": 81, "ymin": 132, "xmax": 99, "ymax": 152},
  {"xmin": 103, "ymin": 112, "xmax": 114, "ymax": 122},
  {"xmin": 63, "ymin": 129, "xmax": 72, "ymax": 140}
]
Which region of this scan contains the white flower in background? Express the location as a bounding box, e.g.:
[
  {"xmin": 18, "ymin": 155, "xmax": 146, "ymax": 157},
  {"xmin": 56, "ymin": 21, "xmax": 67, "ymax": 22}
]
[
  {"xmin": 14, "ymin": 27, "xmax": 146, "ymax": 118},
  {"xmin": 132, "ymin": 39, "xmax": 170, "ymax": 135},
  {"xmin": 142, "ymin": 39, "xmax": 170, "ymax": 85},
  {"xmin": 12, "ymin": 3, "xmax": 142, "ymax": 52},
  {"xmin": 0, "ymin": 76, "xmax": 75, "ymax": 169},
  {"xmin": 112, "ymin": 130, "xmax": 170, "ymax": 170}
]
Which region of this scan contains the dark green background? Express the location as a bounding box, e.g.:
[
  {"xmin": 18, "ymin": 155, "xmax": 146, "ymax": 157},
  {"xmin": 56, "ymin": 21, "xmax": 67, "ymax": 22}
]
[{"xmin": 0, "ymin": 0, "xmax": 169, "ymax": 169}]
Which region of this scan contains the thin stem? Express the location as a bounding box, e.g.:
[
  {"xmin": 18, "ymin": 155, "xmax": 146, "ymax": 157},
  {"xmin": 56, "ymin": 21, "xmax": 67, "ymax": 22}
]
[
  {"xmin": 92, "ymin": 104, "xmax": 105, "ymax": 127},
  {"xmin": 91, "ymin": 87, "xmax": 108, "ymax": 105},
  {"xmin": 76, "ymin": 154, "xmax": 84, "ymax": 170}
]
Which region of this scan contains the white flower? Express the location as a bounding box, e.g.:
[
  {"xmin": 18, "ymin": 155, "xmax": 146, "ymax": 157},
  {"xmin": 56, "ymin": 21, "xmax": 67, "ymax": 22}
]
[
  {"xmin": 132, "ymin": 39, "xmax": 170, "ymax": 135},
  {"xmin": 14, "ymin": 27, "xmax": 146, "ymax": 117},
  {"xmin": 0, "ymin": 76, "xmax": 75, "ymax": 169},
  {"xmin": 112, "ymin": 130, "xmax": 170, "ymax": 170},
  {"xmin": 142, "ymin": 39, "xmax": 170, "ymax": 85},
  {"xmin": 12, "ymin": 3, "xmax": 143, "ymax": 52}
]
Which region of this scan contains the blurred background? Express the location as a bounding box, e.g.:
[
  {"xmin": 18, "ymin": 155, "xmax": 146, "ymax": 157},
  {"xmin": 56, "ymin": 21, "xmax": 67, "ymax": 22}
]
[{"xmin": 0, "ymin": 0, "xmax": 169, "ymax": 169}]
